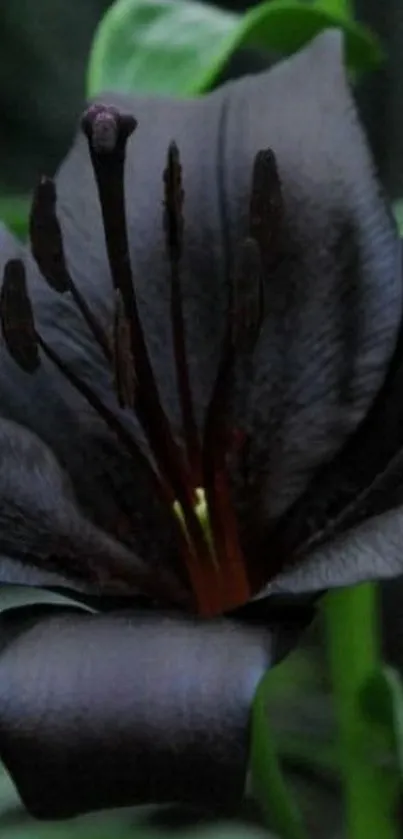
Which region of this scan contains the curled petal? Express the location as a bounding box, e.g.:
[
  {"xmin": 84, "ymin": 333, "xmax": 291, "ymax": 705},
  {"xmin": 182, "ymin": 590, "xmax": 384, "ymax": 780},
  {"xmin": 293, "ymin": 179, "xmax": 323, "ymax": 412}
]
[{"xmin": 0, "ymin": 608, "xmax": 273, "ymax": 818}]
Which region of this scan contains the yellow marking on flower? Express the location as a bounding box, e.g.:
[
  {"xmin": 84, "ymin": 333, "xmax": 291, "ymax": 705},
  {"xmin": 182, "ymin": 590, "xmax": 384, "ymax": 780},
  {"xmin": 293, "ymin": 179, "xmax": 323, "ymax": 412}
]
[{"xmin": 173, "ymin": 487, "xmax": 216, "ymax": 559}]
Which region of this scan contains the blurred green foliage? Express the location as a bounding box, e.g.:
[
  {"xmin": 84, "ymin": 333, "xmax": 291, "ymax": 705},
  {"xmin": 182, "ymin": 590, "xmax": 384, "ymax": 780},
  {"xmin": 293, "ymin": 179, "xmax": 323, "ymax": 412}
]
[
  {"xmin": 87, "ymin": 0, "xmax": 382, "ymax": 98},
  {"xmin": 0, "ymin": 197, "xmax": 31, "ymax": 241},
  {"xmin": 0, "ymin": 0, "xmax": 110, "ymax": 194}
]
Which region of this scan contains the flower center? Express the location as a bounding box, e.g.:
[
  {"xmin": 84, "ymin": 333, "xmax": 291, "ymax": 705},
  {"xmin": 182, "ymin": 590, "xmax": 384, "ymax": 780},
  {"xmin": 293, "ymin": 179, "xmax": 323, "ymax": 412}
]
[
  {"xmin": 0, "ymin": 105, "xmax": 283, "ymax": 617},
  {"xmin": 174, "ymin": 489, "xmax": 214, "ymax": 558}
]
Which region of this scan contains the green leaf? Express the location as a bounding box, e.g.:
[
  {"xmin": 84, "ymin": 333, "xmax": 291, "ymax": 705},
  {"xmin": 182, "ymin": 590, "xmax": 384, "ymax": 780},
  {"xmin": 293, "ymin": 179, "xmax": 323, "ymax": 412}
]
[
  {"xmin": 360, "ymin": 665, "xmax": 403, "ymax": 776},
  {"xmin": 325, "ymin": 586, "xmax": 400, "ymax": 839},
  {"xmin": 318, "ymin": 0, "xmax": 353, "ymax": 14},
  {"xmin": 0, "ymin": 195, "xmax": 30, "ymax": 241},
  {"xmin": 250, "ymin": 668, "xmax": 308, "ymax": 839},
  {"xmin": 87, "ymin": 0, "xmax": 383, "ymax": 99}
]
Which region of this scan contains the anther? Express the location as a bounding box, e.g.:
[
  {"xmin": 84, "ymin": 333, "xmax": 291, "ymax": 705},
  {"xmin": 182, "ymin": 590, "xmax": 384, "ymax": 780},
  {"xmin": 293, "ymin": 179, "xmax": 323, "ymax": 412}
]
[
  {"xmin": 1, "ymin": 260, "xmax": 39, "ymax": 373},
  {"xmin": 232, "ymin": 236, "xmax": 264, "ymax": 352},
  {"xmin": 249, "ymin": 148, "xmax": 283, "ymax": 269},
  {"xmin": 164, "ymin": 142, "xmax": 201, "ymax": 485},
  {"xmin": 30, "ymin": 177, "xmax": 112, "ymax": 363}
]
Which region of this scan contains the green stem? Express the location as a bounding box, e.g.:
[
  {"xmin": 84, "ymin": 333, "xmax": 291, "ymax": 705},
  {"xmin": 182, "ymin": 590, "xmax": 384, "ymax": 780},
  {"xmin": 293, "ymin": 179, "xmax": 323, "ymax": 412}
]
[
  {"xmin": 324, "ymin": 583, "xmax": 398, "ymax": 839},
  {"xmin": 250, "ymin": 671, "xmax": 308, "ymax": 839}
]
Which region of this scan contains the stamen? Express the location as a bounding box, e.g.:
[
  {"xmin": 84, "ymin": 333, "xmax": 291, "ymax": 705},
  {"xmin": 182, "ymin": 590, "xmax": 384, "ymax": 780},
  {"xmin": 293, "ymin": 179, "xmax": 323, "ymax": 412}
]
[
  {"xmin": 200, "ymin": 236, "xmax": 266, "ymax": 613},
  {"xmin": 172, "ymin": 490, "xmax": 227, "ymax": 617},
  {"xmin": 164, "ymin": 142, "xmax": 202, "ymax": 484},
  {"xmin": 202, "ymin": 339, "xmax": 250, "ymax": 611},
  {"xmin": 30, "ymin": 177, "xmax": 112, "ymax": 364},
  {"xmin": 113, "ymin": 289, "xmax": 136, "ymax": 409},
  {"xmin": 194, "ymin": 488, "xmax": 214, "ymax": 554},
  {"xmin": 174, "ymin": 488, "xmax": 215, "ymax": 560},
  {"xmin": 0, "ymin": 260, "xmax": 39, "ymax": 373},
  {"xmin": 81, "ymin": 105, "xmax": 195, "ymax": 512},
  {"xmin": 199, "ymin": 144, "xmax": 281, "ymax": 614},
  {"xmin": 163, "ymin": 142, "xmax": 183, "ymax": 264},
  {"xmin": 232, "ymin": 237, "xmax": 264, "ymax": 351},
  {"xmin": 30, "ymin": 178, "xmax": 69, "ymax": 294},
  {"xmin": 249, "ymin": 149, "xmax": 283, "ymax": 270},
  {"xmin": 81, "ymin": 105, "xmax": 137, "ymax": 318}
]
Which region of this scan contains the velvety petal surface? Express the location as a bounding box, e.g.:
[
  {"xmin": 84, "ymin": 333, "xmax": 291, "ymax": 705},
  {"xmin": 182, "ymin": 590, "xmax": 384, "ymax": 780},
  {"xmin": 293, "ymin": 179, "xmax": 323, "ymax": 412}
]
[
  {"xmin": 1, "ymin": 33, "xmax": 394, "ymax": 826},
  {"xmin": 0, "ymin": 218, "xmax": 182, "ymax": 591},
  {"xmin": 270, "ymin": 505, "xmax": 403, "ymax": 593},
  {"xmin": 54, "ymin": 32, "xmax": 399, "ymax": 462},
  {"xmin": 0, "ymin": 607, "xmax": 274, "ymax": 819},
  {"xmin": 223, "ymin": 30, "xmax": 401, "ymax": 525},
  {"xmin": 0, "ymin": 31, "xmax": 401, "ymax": 597},
  {"xmin": 53, "ymin": 31, "xmax": 402, "ymax": 591}
]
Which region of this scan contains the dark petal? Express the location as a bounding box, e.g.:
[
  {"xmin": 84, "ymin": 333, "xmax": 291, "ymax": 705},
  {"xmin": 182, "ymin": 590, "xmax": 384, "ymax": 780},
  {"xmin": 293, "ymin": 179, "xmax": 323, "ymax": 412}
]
[
  {"xmin": 0, "ymin": 415, "xmax": 185, "ymax": 603},
  {"xmin": 0, "ymin": 223, "xmax": 179, "ymax": 586},
  {"xmin": 0, "ymin": 607, "xmax": 274, "ymax": 819},
  {"xmin": 0, "ymin": 87, "xmax": 232, "ymax": 581},
  {"xmin": 0, "ymin": 227, "xmax": 68, "ymax": 590},
  {"xmin": 0, "ymin": 32, "xmax": 399, "ymax": 596},
  {"xmin": 54, "ymin": 33, "xmax": 400, "ymax": 573},
  {"xmin": 267, "ymin": 503, "xmax": 403, "ymax": 595},
  {"xmin": 220, "ymin": 31, "xmax": 401, "ymax": 528},
  {"xmin": 0, "ymin": 225, "xmax": 180, "ymax": 595}
]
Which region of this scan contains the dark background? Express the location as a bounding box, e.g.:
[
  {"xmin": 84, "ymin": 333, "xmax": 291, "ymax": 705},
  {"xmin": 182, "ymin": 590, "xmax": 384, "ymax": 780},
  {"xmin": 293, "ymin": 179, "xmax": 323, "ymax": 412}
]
[{"xmin": 0, "ymin": 0, "xmax": 402, "ymax": 196}]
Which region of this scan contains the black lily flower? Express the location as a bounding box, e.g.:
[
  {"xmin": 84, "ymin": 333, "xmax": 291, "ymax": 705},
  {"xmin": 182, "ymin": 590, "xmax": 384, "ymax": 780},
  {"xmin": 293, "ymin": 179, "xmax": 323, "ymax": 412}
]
[{"xmin": 0, "ymin": 29, "xmax": 402, "ymax": 820}]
